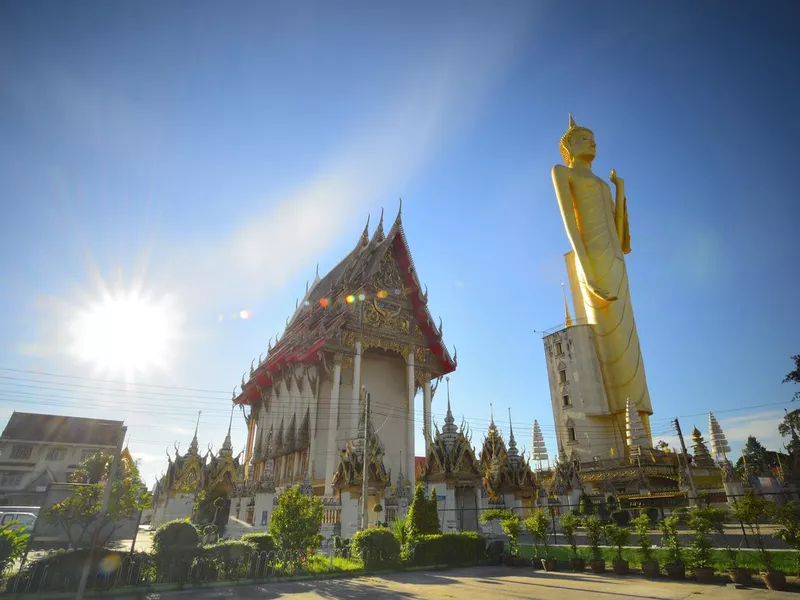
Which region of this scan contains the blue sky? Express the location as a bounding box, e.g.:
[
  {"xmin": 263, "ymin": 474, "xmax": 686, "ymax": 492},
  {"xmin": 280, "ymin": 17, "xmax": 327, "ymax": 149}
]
[{"xmin": 1, "ymin": 1, "xmax": 798, "ymax": 485}]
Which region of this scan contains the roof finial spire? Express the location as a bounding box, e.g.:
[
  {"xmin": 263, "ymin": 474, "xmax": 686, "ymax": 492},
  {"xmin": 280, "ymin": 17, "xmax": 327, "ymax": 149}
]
[
  {"xmin": 359, "ymin": 214, "xmax": 370, "ymax": 246},
  {"xmin": 393, "ymin": 198, "xmax": 403, "ymax": 227},
  {"xmin": 222, "ymin": 404, "xmax": 234, "ymax": 451},
  {"xmin": 446, "ymin": 376, "xmax": 452, "ymax": 414},
  {"xmin": 490, "ymin": 402, "xmax": 494, "ymax": 426},
  {"xmin": 562, "ymin": 282, "xmax": 573, "ymax": 327}
]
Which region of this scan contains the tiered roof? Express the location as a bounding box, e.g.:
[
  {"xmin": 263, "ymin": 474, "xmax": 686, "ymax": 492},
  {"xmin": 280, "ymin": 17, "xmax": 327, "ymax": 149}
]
[
  {"xmin": 420, "ymin": 378, "xmax": 481, "ymax": 484},
  {"xmin": 478, "ymin": 407, "xmax": 537, "ymax": 499},
  {"xmin": 233, "ymin": 205, "xmax": 456, "ymax": 406}
]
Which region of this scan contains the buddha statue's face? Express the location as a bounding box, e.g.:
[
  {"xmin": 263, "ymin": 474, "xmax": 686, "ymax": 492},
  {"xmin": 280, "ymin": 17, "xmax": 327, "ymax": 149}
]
[{"xmin": 568, "ymin": 129, "xmax": 596, "ymax": 163}]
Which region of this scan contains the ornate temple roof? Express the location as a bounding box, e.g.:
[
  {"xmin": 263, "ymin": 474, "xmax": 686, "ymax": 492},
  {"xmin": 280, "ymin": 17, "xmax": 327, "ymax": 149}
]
[
  {"xmin": 332, "ymin": 392, "xmax": 390, "ymax": 489},
  {"xmin": 478, "ymin": 407, "xmax": 537, "ymax": 499},
  {"xmin": 691, "ymin": 426, "xmax": 716, "ymax": 469},
  {"xmin": 420, "ymin": 378, "xmax": 481, "ymax": 484},
  {"xmin": 233, "ymin": 204, "xmax": 456, "ymax": 406}
]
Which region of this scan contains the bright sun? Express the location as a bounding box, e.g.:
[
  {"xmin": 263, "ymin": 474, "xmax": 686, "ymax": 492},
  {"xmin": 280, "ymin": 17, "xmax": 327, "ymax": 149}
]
[{"xmin": 68, "ymin": 290, "xmax": 181, "ymax": 380}]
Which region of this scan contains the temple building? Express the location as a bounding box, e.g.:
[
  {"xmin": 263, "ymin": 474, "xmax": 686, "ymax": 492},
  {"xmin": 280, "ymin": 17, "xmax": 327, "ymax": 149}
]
[
  {"xmin": 151, "ymin": 409, "xmax": 242, "ymax": 527},
  {"xmin": 227, "ymin": 205, "xmax": 457, "ymax": 538}
]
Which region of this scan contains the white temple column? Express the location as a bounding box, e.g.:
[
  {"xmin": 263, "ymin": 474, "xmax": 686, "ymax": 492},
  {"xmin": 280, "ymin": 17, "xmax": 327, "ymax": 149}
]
[
  {"xmin": 423, "ymin": 378, "xmax": 432, "ymax": 453},
  {"xmin": 407, "ymin": 349, "xmax": 416, "ymax": 487},
  {"xmin": 306, "ymin": 369, "xmax": 317, "ymax": 479},
  {"xmin": 351, "ymin": 340, "xmax": 362, "ymax": 439},
  {"xmin": 325, "ymin": 355, "xmax": 342, "ymax": 495}
]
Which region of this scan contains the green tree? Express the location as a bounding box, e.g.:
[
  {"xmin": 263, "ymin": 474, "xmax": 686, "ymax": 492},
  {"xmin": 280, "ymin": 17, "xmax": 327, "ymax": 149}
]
[
  {"xmin": 0, "ymin": 521, "xmax": 29, "ymax": 576},
  {"xmin": 779, "ymin": 409, "xmax": 800, "ymax": 455},
  {"xmin": 45, "ymin": 450, "xmax": 151, "ymax": 547},
  {"xmin": 784, "ymin": 354, "xmax": 800, "ymax": 401},
  {"xmin": 405, "ymin": 483, "xmax": 440, "ymax": 539},
  {"xmin": 737, "ymin": 436, "xmax": 771, "ymax": 479},
  {"xmin": 268, "ymin": 484, "xmax": 323, "ymax": 556}
]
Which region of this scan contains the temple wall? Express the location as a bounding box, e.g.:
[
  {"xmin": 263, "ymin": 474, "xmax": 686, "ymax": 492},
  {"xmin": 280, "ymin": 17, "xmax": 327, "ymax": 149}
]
[
  {"xmin": 314, "ymin": 379, "xmax": 335, "ymax": 482},
  {"xmin": 544, "ymin": 324, "xmax": 625, "ymax": 462},
  {"xmin": 358, "ymin": 352, "xmax": 410, "ymax": 485}
]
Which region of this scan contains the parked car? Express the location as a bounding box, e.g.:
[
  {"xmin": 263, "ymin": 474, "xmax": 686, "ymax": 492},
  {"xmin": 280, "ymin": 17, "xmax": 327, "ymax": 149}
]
[{"xmin": 0, "ymin": 510, "xmax": 37, "ymax": 532}]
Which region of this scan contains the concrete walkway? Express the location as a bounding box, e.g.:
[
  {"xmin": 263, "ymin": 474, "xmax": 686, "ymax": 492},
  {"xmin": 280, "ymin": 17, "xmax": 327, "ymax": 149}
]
[{"xmin": 115, "ymin": 566, "xmax": 797, "ymax": 599}]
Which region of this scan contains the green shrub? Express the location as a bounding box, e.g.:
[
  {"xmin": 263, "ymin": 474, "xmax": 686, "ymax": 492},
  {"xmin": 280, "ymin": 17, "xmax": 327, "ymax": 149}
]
[
  {"xmin": 631, "ymin": 512, "xmax": 653, "ymax": 563},
  {"xmin": 240, "ymin": 532, "xmax": 276, "ymax": 554},
  {"xmin": 686, "ymin": 506, "xmax": 726, "ymax": 570},
  {"xmin": 559, "ymin": 512, "xmax": 583, "ymax": 558},
  {"xmin": 479, "ymin": 509, "xmax": 521, "ymax": 556},
  {"xmin": 585, "ymin": 515, "xmax": 604, "ymax": 561},
  {"xmin": 406, "ymin": 484, "xmax": 440, "ymax": 539},
  {"xmin": 603, "ymin": 524, "xmax": 630, "ymax": 562},
  {"xmin": 412, "ymin": 532, "xmax": 486, "ymax": 566},
  {"xmin": 0, "ymin": 521, "xmax": 29, "ymax": 575},
  {"xmin": 152, "ymin": 518, "xmax": 201, "ymax": 580},
  {"xmin": 6, "ymin": 549, "xmax": 153, "ymax": 592},
  {"xmin": 524, "ymin": 510, "xmax": 551, "ymax": 558},
  {"xmin": 200, "ymin": 540, "xmax": 257, "ymax": 579},
  {"xmin": 352, "ymin": 527, "xmax": 401, "ymax": 569},
  {"xmin": 269, "ymin": 485, "xmax": 324, "ymax": 557},
  {"xmin": 611, "ymin": 510, "xmax": 630, "ymax": 526},
  {"xmin": 660, "ymin": 515, "xmax": 684, "ymax": 567},
  {"xmin": 579, "ymin": 493, "xmax": 594, "ymax": 515}
]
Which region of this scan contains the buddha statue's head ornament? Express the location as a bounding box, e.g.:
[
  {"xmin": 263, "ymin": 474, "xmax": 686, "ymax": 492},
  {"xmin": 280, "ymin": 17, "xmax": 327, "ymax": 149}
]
[{"xmin": 559, "ymin": 113, "xmax": 595, "ymax": 165}]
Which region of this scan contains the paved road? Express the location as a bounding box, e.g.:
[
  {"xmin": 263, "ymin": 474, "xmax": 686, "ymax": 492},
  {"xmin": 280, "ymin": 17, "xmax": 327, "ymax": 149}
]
[{"xmin": 115, "ymin": 566, "xmax": 796, "ymax": 599}]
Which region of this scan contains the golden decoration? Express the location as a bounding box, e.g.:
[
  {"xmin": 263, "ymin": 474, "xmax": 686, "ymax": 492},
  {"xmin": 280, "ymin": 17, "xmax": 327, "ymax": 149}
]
[
  {"xmin": 364, "ymin": 299, "xmax": 410, "ymax": 334},
  {"xmin": 373, "ymin": 251, "xmax": 405, "ymax": 294}
]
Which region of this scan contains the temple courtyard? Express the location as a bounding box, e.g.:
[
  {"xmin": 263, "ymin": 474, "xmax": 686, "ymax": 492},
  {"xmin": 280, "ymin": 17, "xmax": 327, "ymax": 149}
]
[{"xmin": 116, "ymin": 567, "xmax": 795, "ymax": 599}]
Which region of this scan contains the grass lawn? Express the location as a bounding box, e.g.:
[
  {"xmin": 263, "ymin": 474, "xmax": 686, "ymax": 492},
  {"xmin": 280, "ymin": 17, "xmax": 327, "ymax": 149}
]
[
  {"xmin": 306, "ymin": 555, "xmax": 363, "ymax": 574},
  {"xmin": 520, "ymin": 544, "xmax": 799, "ymax": 574}
]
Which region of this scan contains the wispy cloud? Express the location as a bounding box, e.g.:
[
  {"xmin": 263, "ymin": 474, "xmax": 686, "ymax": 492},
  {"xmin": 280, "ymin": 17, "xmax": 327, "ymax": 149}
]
[{"xmin": 720, "ymin": 410, "xmax": 786, "ymax": 452}]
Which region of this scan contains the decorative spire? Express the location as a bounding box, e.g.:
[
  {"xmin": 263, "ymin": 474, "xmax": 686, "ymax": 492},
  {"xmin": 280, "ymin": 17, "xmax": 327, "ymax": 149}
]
[
  {"xmin": 691, "ymin": 426, "xmax": 715, "ymax": 468},
  {"xmin": 188, "ymin": 410, "xmax": 201, "ymax": 454},
  {"xmin": 359, "ymin": 214, "xmax": 370, "ymax": 246},
  {"xmin": 531, "ymin": 419, "xmax": 548, "ymax": 463},
  {"xmin": 489, "ymin": 403, "xmax": 495, "ymax": 429},
  {"xmin": 314, "ymin": 262, "xmax": 320, "ymax": 283},
  {"xmin": 562, "ymin": 282, "xmax": 573, "ymax": 327},
  {"xmin": 507, "ymin": 408, "xmax": 520, "ymax": 466},
  {"xmin": 393, "ymin": 198, "xmax": 403, "ymax": 227},
  {"xmin": 374, "ymin": 207, "xmax": 385, "ymax": 241},
  {"xmin": 708, "ymin": 412, "xmax": 731, "ymax": 461},
  {"xmin": 221, "ymin": 404, "xmax": 234, "ymax": 454},
  {"xmin": 625, "ymin": 398, "xmax": 649, "ymax": 454},
  {"xmin": 441, "ymin": 377, "xmax": 458, "ymax": 451}
]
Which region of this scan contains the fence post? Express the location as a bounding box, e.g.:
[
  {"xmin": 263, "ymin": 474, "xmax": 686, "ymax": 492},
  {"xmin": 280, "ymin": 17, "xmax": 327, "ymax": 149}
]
[
  {"xmin": 329, "ymin": 543, "xmax": 334, "ymax": 572},
  {"xmin": 550, "ymin": 508, "xmax": 558, "ymax": 545}
]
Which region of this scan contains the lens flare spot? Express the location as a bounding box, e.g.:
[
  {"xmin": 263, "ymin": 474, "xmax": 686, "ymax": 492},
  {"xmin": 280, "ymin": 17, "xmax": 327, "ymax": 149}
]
[
  {"xmin": 377, "ymin": 290, "xmax": 388, "ymax": 299},
  {"xmin": 345, "ymin": 295, "xmax": 355, "ymax": 304},
  {"xmin": 357, "ymin": 293, "xmax": 366, "ymax": 302},
  {"xmin": 319, "ymin": 298, "xmax": 329, "ymax": 308},
  {"xmin": 239, "ymin": 309, "xmax": 251, "ymax": 320},
  {"xmin": 99, "ymin": 554, "xmax": 121, "ymax": 574}
]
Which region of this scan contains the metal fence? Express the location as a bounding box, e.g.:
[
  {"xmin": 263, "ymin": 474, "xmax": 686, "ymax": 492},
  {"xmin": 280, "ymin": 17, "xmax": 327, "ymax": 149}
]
[{"xmin": 2, "ymin": 547, "xmax": 365, "ymax": 596}]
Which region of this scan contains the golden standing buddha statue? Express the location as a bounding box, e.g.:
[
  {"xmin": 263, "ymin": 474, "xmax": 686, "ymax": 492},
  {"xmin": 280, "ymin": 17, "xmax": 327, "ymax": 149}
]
[{"xmin": 551, "ymin": 114, "xmax": 653, "ymax": 444}]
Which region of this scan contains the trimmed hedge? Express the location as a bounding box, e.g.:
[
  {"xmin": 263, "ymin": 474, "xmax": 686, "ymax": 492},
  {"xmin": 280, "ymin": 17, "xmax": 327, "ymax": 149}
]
[
  {"xmin": 412, "ymin": 532, "xmax": 486, "ymax": 566},
  {"xmin": 199, "ymin": 540, "xmax": 258, "ymax": 580},
  {"xmin": 240, "ymin": 532, "xmax": 276, "ymax": 554},
  {"xmin": 352, "ymin": 527, "xmax": 401, "ymax": 569},
  {"xmin": 152, "ymin": 518, "xmax": 201, "ymax": 581}
]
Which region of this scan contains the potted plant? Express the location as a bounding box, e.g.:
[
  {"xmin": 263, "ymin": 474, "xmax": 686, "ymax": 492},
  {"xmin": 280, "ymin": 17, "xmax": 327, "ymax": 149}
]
[
  {"xmin": 772, "ymin": 501, "xmax": 800, "ymax": 587},
  {"xmin": 733, "ymin": 493, "xmax": 785, "ymax": 590},
  {"xmin": 480, "ymin": 510, "xmax": 525, "ymax": 567},
  {"xmin": 585, "ymin": 515, "xmax": 605, "ymax": 573},
  {"xmin": 560, "ymin": 512, "xmax": 585, "ymax": 571},
  {"xmin": 660, "ymin": 515, "xmax": 685, "ymax": 579},
  {"xmin": 604, "ymin": 524, "xmax": 630, "ymax": 574},
  {"xmin": 686, "ymin": 506, "xmax": 725, "ymax": 584},
  {"xmin": 525, "ymin": 510, "xmax": 556, "ymax": 571},
  {"xmin": 631, "ymin": 512, "xmax": 658, "ymax": 577},
  {"xmin": 733, "ymin": 493, "xmax": 785, "ymax": 591}
]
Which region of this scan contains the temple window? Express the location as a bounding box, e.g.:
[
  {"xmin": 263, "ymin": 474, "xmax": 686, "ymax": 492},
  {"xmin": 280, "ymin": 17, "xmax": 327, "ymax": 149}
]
[
  {"xmin": 45, "ymin": 447, "xmax": 67, "ymax": 461},
  {"xmin": 558, "ymin": 369, "xmax": 567, "ymax": 384},
  {"xmin": 9, "ymin": 445, "xmax": 32, "ymax": 460},
  {"xmin": 562, "ymin": 395, "xmax": 571, "ymax": 407},
  {"xmin": 568, "ymin": 427, "xmax": 577, "ymax": 443},
  {"xmin": 555, "ymin": 342, "xmax": 563, "ymax": 355}
]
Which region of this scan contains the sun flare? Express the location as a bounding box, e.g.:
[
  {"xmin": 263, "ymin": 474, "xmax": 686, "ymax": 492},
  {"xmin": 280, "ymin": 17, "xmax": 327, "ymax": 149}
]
[{"xmin": 68, "ymin": 290, "xmax": 181, "ymax": 380}]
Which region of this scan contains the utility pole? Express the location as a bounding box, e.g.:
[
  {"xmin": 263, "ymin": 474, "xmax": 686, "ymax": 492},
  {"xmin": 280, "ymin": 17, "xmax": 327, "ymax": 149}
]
[
  {"xmin": 673, "ymin": 418, "xmax": 699, "ymax": 504},
  {"xmin": 76, "ymin": 425, "xmax": 127, "ymax": 600},
  {"xmin": 361, "ymin": 390, "xmax": 371, "ymax": 531}
]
